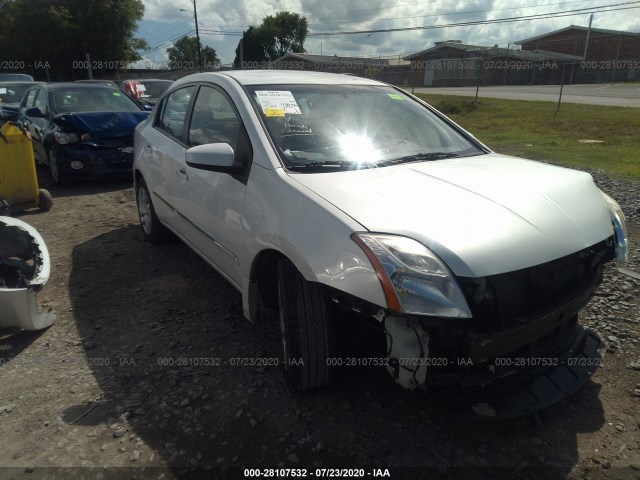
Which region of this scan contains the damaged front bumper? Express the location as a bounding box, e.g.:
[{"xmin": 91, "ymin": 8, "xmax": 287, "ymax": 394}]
[
  {"xmin": 0, "ymin": 216, "xmax": 55, "ymax": 330},
  {"xmin": 376, "ymin": 236, "xmax": 614, "ymax": 416},
  {"xmin": 383, "ymin": 312, "xmax": 606, "ymax": 417}
]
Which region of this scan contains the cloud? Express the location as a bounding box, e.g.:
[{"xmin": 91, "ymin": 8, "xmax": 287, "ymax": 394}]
[{"xmin": 139, "ymin": 0, "xmax": 640, "ymax": 64}]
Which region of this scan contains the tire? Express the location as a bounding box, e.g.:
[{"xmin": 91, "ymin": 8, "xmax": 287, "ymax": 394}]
[
  {"xmin": 136, "ymin": 178, "xmax": 171, "ymax": 243},
  {"xmin": 38, "ymin": 189, "xmax": 53, "ymax": 211},
  {"xmin": 47, "ymin": 149, "xmax": 66, "ymax": 185},
  {"xmin": 277, "ymin": 259, "xmax": 335, "ymax": 390}
]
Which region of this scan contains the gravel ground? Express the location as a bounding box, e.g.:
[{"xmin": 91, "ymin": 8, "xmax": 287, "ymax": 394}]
[{"xmin": 0, "ymin": 166, "xmax": 638, "ymax": 480}]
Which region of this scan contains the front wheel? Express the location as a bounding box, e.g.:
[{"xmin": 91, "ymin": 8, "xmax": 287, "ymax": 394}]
[
  {"xmin": 277, "ymin": 259, "xmax": 335, "ymax": 390},
  {"xmin": 47, "ymin": 149, "xmax": 66, "ymax": 185},
  {"xmin": 135, "ymin": 178, "xmax": 170, "ymax": 243}
]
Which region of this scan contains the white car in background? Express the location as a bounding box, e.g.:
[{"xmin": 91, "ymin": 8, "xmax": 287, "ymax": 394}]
[{"xmin": 133, "ymin": 71, "xmax": 627, "ymax": 417}]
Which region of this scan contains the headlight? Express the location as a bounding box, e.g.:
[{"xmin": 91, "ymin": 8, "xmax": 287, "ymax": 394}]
[
  {"xmin": 600, "ymin": 191, "xmax": 628, "ymax": 262},
  {"xmin": 54, "ymin": 132, "xmax": 79, "ymax": 144},
  {"xmin": 80, "ymin": 133, "xmax": 92, "ymax": 142},
  {"xmin": 352, "ymin": 233, "xmax": 472, "ymax": 318}
]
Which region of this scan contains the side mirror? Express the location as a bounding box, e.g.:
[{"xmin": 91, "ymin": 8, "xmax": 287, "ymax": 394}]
[
  {"xmin": 24, "ymin": 107, "xmax": 45, "ymax": 118},
  {"xmin": 186, "ymin": 143, "xmax": 243, "ymax": 174}
]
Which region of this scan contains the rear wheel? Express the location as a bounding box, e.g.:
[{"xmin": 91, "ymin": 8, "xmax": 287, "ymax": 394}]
[
  {"xmin": 136, "ymin": 178, "xmax": 170, "ymax": 243},
  {"xmin": 277, "ymin": 259, "xmax": 335, "ymax": 390}
]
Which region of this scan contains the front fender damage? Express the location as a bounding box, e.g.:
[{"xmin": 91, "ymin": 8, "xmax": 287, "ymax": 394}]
[{"xmin": 0, "ymin": 216, "xmax": 55, "ymax": 330}]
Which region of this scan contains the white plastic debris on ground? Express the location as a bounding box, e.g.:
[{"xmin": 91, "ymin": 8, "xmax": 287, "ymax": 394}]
[{"xmin": 0, "ymin": 216, "xmax": 55, "ymax": 330}]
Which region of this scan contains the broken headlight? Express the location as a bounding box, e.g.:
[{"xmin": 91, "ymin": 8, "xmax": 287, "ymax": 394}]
[
  {"xmin": 352, "ymin": 233, "xmax": 472, "ymax": 318},
  {"xmin": 54, "ymin": 131, "xmax": 79, "ymax": 144},
  {"xmin": 600, "ymin": 191, "xmax": 628, "ymax": 262}
]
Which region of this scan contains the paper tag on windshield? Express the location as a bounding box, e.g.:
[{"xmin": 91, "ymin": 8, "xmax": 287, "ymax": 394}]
[
  {"xmin": 264, "ymin": 108, "xmax": 285, "ymax": 117},
  {"xmin": 256, "ymin": 91, "xmax": 301, "ymax": 115},
  {"xmin": 0, "ymin": 88, "xmax": 6, "ymax": 94}
]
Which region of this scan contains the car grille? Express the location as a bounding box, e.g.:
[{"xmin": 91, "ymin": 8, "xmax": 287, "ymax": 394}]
[
  {"xmin": 96, "ymin": 136, "xmax": 133, "ymax": 167},
  {"xmin": 456, "ymin": 237, "xmax": 615, "ymax": 333},
  {"xmin": 98, "ymin": 136, "xmax": 133, "ymax": 148}
]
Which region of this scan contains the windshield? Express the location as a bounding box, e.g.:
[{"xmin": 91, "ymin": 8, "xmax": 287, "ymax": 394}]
[
  {"xmin": 0, "ymin": 84, "xmax": 32, "ymax": 103},
  {"xmin": 247, "ymin": 84, "xmax": 483, "ymax": 171},
  {"xmin": 52, "ymin": 88, "xmax": 143, "ymax": 114}
]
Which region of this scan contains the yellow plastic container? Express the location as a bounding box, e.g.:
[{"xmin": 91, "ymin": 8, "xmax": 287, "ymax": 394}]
[{"xmin": 0, "ymin": 122, "xmax": 52, "ymax": 213}]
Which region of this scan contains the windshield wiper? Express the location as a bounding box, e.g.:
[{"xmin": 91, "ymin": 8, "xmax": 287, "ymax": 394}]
[
  {"xmin": 287, "ymin": 160, "xmax": 367, "ymax": 171},
  {"xmin": 379, "ymin": 152, "xmax": 460, "ymax": 166}
]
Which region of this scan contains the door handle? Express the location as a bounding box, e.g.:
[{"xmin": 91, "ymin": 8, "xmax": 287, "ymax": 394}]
[
  {"xmin": 144, "ymin": 144, "xmax": 152, "ymax": 150},
  {"xmin": 176, "ymin": 167, "xmax": 188, "ymax": 179}
]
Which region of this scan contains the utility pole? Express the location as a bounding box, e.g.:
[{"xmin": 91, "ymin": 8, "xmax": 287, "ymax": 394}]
[
  {"xmin": 181, "ymin": 1, "xmax": 203, "ymax": 72},
  {"xmin": 193, "ymin": 0, "xmax": 202, "ymax": 72},
  {"xmin": 583, "ymin": 14, "xmax": 593, "ymax": 61}
]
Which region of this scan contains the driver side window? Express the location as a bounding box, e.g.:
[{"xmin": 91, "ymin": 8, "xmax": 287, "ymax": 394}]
[
  {"xmin": 187, "ymin": 85, "xmax": 253, "ymax": 177},
  {"xmin": 157, "ymin": 85, "xmax": 195, "ymax": 142},
  {"xmin": 24, "ymin": 89, "xmax": 38, "ymax": 108},
  {"xmin": 33, "ymin": 90, "xmax": 49, "ymax": 116}
]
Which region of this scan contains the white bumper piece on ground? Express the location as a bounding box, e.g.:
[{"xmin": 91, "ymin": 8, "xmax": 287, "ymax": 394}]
[{"xmin": 0, "ymin": 216, "xmax": 55, "ymax": 330}]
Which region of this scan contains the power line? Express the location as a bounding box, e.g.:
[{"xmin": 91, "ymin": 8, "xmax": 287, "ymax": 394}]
[
  {"xmin": 306, "ymin": 0, "xmax": 616, "ymax": 27},
  {"xmin": 308, "ymin": 1, "xmax": 640, "ymax": 36},
  {"xmin": 144, "ymin": 28, "xmax": 196, "ymax": 51},
  {"xmin": 192, "ymin": 0, "xmax": 616, "ymax": 29},
  {"xmin": 141, "ymin": 29, "xmax": 196, "ymax": 55}
]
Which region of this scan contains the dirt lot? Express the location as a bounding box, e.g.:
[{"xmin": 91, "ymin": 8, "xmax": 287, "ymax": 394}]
[{"xmin": 1, "ymin": 169, "xmax": 639, "ymax": 480}]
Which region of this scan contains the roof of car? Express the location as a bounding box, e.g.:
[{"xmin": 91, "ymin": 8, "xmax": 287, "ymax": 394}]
[
  {"xmin": 176, "ymin": 70, "xmax": 386, "ymax": 87},
  {"xmin": 42, "ymin": 82, "xmax": 120, "ymax": 91},
  {"xmin": 0, "ymin": 81, "xmax": 46, "ymax": 86},
  {"xmin": 75, "ymin": 79, "xmax": 117, "ymax": 84},
  {"xmin": 135, "ymin": 79, "xmax": 173, "ymax": 83}
]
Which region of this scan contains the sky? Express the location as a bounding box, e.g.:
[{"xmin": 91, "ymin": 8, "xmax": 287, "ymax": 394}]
[{"xmin": 136, "ymin": 0, "xmax": 640, "ymax": 66}]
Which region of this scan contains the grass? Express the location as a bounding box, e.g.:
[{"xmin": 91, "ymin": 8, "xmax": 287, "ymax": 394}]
[{"xmin": 415, "ymin": 94, "xmax": 640, "ymax": 181}]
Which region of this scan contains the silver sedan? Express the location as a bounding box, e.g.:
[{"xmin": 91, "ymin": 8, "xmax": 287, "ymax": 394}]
[{"xmin": 133, "ymin": 70, "xmax": 627, "ymax": 417}]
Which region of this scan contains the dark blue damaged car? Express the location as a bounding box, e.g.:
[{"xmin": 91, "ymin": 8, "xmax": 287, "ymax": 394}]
[{"xmin": 18, "ymin": 83, "xmax": 149, "ymax": 184}]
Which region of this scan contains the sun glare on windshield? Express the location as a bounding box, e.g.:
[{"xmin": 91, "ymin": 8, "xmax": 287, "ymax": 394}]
[{"xmin": 338, "ymin": 133, "xmax": 381, "ymax": 165}]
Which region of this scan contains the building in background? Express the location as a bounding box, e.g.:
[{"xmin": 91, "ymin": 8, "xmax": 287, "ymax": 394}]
[
  {"xmin": 403, "ymin": 40, "xmax": 581, "ymax": 87},
  {"xmin": 515, "ymin": 25, "xmax": 640, "ymax": 83}
]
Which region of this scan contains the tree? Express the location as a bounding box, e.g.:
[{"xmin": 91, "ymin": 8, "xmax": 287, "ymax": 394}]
[
  {"xmin": 233, "ymin": 27, "xmax": 268, "ymax": 68},
  {"xmin": 167, "ymin": 36, "xmax": 220, "ymax": 70},
  {"xmin": 233, "ymin": 11, "xmax": 308, "ymax": 66},
  {"xmin": 261, "ymin": 12, "xmax": 308, "ymax": 60},
  {"xmin": 0, "ymin": 0, "xmax": 147, "ymax": 80}
]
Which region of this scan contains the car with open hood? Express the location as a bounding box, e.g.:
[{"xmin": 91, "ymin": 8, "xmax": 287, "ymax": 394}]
[
  {"xmin": 133, "ymin": 70, "xmax": 628, "ymax": 417},
  {"xmin": 18, "ymin": 82, "xmax": 149, "ymax": 184}
]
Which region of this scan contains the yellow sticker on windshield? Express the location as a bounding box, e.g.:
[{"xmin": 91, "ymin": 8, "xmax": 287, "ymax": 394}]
[
  {"xmin": 264, "ymin": 108, "xmax": 285, "ymax": 117},
  {"xmin": 388, "ymin": 93, "xmax": 403, "ymax": 100}
]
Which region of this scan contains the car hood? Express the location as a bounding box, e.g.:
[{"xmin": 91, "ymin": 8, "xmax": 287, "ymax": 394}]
[
  {"xmin": 289, "ymin": 153, "xmax": 614, "ymax": 277},
  {"xmin": 53, "ymin": 111, "xmax": 149, "ymax": 133}
]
